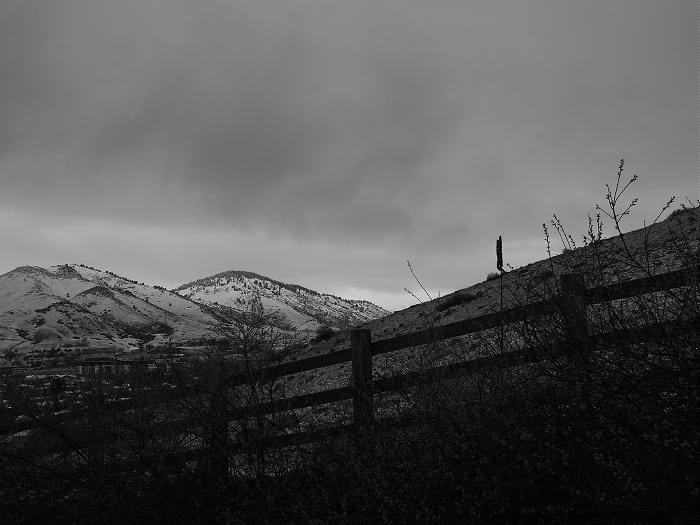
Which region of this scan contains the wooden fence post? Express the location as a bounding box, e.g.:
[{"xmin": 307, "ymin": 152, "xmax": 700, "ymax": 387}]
[
  {"xmin": 351, "ymin": 329, "xmax": 374, "ymax": 427},
  {"xmin": 559, "ymin": 273, "xmax": 589, "ymax": 364}
]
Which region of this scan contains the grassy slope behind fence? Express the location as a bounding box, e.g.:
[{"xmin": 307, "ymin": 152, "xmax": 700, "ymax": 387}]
[
  {"xmin": 229, "ymin": 265, "xmax": 698, "ymax": 386},
  {"xmin": 3, "ymin": 266, "xmax": 698, "ymax": 459}
]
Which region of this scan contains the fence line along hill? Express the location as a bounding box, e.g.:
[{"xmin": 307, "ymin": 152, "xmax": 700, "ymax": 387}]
[{"xmin": 275, "ymin": 206, "xmax": 698, "ymax": 397}]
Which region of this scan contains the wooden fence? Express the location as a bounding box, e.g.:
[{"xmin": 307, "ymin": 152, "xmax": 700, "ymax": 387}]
[{"xmin": 2, "ymin": 265, "xmax": 698, "ymax": 475}]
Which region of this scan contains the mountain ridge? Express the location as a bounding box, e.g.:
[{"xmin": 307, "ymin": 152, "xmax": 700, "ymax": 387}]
[
  {"xmin": 175, "ymin": 269, "xmax": 390, "ymax": 332},
  {"xmin": 176, "ymin": 269, "xmax": 381, "ymax": 307},
  {"xmin": 0, "ymin": 263, "xmax": 390, "ymax": 356}
]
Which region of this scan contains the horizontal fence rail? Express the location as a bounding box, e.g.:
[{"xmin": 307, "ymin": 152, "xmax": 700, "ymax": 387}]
[{"xmin": 586, "ymin": 265, "xmax": 697, "ymax": 303}]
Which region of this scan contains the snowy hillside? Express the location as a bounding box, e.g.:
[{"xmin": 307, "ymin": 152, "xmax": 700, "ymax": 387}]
[
  {"xmin": 0, "ymin": 265, "xmax": 389, "ymax": 355},
  {"xmin": 175, "ymin": 270, "xmax": 389, "ymax": 332},
  {"xmin": 0, "ymin": 264, "xmax": 221, "ymax": 354}
]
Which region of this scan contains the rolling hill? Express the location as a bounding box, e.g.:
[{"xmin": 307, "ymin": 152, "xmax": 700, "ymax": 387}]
[
  {"xmin": 175, "ymin": 270, "xmax": 389, "ymax": 332},
  {"xmin": 0, "ymin": 265, "xmax": 389, "ymax": 356}
]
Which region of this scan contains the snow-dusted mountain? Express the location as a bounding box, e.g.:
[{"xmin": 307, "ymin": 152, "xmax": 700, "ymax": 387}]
[
  {"xmin": 0, "ymin": 264, "xmax": 223, "ymax": 354},
  {"xmin": 175, "ymin": 270, "xmax": 390, "ymax": 332},
  {"xmin": 0, "ymin": 265, "xmax": 389, "ymax": 355}
]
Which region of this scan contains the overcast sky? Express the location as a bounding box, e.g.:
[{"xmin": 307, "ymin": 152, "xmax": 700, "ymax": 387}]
[{"xmin": 0, "ymin": 0, "xmax": 697, "ymax": 310}]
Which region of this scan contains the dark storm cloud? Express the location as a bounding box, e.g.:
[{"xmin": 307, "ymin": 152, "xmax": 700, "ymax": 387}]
[
  {"xmin": 0, "ymin": 0, "xmax": 462, "ymax": 237},
  {"xmin": 0, "ymin": 0, "xmax": 696, "ymax": 309}
]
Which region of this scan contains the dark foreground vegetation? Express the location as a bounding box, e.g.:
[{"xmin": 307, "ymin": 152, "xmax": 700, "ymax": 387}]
[{"xmin": 1, "ymin": 164, "xmax": 698, "ymax": 523}]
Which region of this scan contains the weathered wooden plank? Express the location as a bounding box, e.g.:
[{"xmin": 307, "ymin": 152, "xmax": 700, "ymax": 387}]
[
  {"xmin": 586, "ymin": 265, "xmax": 698, "ymax": 304},
  {"xmin": 227, "ymin": 347, "xmax": 352, "ymax": 386},
  {"xmin": 370, "ymin": 298, "xmax": 558, "ymax": 356}
]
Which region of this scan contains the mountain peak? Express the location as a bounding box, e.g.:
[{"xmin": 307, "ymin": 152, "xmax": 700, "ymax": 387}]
[
  {"xmin": 176, "ymin": 270, "xmax": 390, "ymax": 331},
  {"xmin": 1, "ymin": 265, "xmax": 52, "ymax": 279},
  {"xmin": 176, "ymin": 270, "xmax": 317, "ymax": 296}
]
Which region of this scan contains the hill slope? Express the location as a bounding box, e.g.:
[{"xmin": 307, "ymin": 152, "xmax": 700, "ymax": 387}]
[
  {"xmin": 0, "ymin": 264, "xmax": 222, "ymax": 354},
  {"xmin": 277, "ymin": 206, "xmax": 699, "ymax": 396},
  {"xmin": 175, "ymin": 270, "xmax": 390, "ymax": 332}
]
